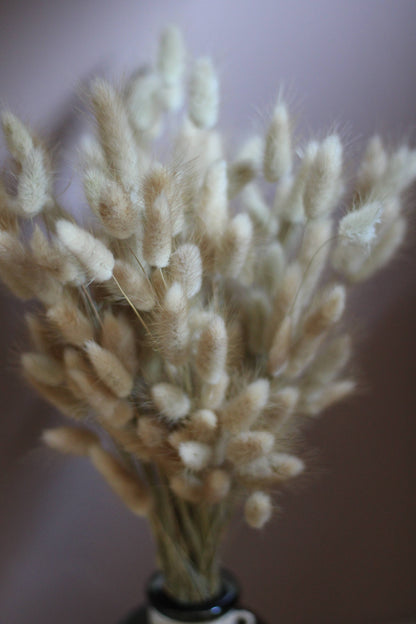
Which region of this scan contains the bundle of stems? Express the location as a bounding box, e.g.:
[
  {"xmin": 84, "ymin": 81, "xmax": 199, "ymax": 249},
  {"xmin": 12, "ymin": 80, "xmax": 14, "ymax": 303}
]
[{"xmin": 0, "ymin": 26, "xmax": 415, "ymax": 603}]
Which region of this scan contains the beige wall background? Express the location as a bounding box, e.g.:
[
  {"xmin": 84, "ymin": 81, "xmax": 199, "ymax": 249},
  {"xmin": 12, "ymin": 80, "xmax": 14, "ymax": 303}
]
[{"xmin": 0, "ymin": 1, "xmax": 415, "ymax": 623}]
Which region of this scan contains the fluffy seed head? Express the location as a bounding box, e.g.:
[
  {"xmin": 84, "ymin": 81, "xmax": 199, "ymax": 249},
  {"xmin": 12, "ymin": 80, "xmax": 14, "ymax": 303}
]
[
  {"xmin": 47, "ymin": 297, "xmax": 94, "ymax": 346},
  {"xmin": 195, "ymin": 315, "xmax": 228, "ymax": 384},
  {"xmin": 170, "ymin": 473, "xmax": 204, "ymax": 503},
  {"xmin": 85, "ymin": 340, "xmax": 134, "ymax": 398},
  {"xmin": 302, "ymin": 379, "xmax": 356, "ymax": 415},
  {"xmin": 217, "ymin": 213, "xmax": 253, "ymax": 278},
  {"xmin": 356, "ymin": 135, "xmax": 387, "ymax": 196},
  {"xmin": 137, "ymin": 416, "xmax": 167, "ymax": 448},
  {"xmin": 90, "ymin": 78, "xmax": 139, "ymax": 187},
  {"xmin": 56, "ymin": 220, "xmax": 114, "ymax": 282},
  {"xmin": 204, "ymin": 469, "xmax": 231, "ymax": 503},
  {"xmin": 242, "ymin": 184, "xmax": 274, "ymax": 236},
  {"xmin": 178, "ymin": 441, "xmax": 212, "ymax": 471},
  {"xmin": 339, "ymin": 201, "xmax": 383, "ymax": 248},
  {"xmin": 198, "ymin": 159, "xmax": 228, "ymax": 240},
  {"xmin": 97, "ymin": 179, "xmax": 140, "ymax": 239},
  {"xmin": 2, "ymin": 111, "xmax": 34, "ymax": 163},
  {"xmin": 304, "ymin": 134, "xmax": 343, "ymax": 218},
  {"xmin": 189, "ymin": 57, "xmax": 219, "ymax": 129},
  {"xmin": 186, "ymin": 409, "xmax": 217, "ymax": 442},
  {"xmin": 271, "ymin": 452, "xmax": 305, "ymax": 478},
  {"xmin": 17, "ymin": 148, "xmax": 51, "ymax": 216},
  {"xmin": 101, "ymin": 312, "xmax": 139, "ymax": 376},
  {"xmin": 221, "ymin": 379, "xmax": 269, "ymax": 433},
  {"xmin": 170, "ymin": 244, "xmax": 202, "ymax": 298},
  {"xmin": 354, "ymin": 217, "xmax": 406, "ymax": 282},
  {"xmin": 266, "ymin": 387, "xmax": 299, "ymax": 429},
  {"xmin": 304, "ymin": 285, "xmax": 346, "ymax": 336},
  {"xmin": 244, "ymin": 491, "xmax": 273, "ymax": 529},
  {"xmin": 42, "ymin": 426, "xmax": 98, "ymax": 456},
  {"xmin": 22, "ymin": 353, "xmax": 64, "ymax": 387},
  {"xmin": 112, "ymin": 259, "xmax": 156, "ymax": 311},
  {"xmin": 156, "ymin": 282, "xmax": 189, "ymax": 364},
  {"xmin": 200, "ymin": 373, "xmax": 229, "ymax": 410},
  {"xmin": 151, "ymin": 383, "xmax": 190, "ymax": 423},
  {"xmin": 226, "ymin": 431, "xmax": 274, "ymax": 465},
  {"xmin": 157, "ymin": 25, "xmax": 185, "ymax": 85},
  {"xmin": 142, "ymin": 190, "xmax": 172, "ymax": 268},
  {"xmin": 263, "ymin": 103, "xmax": 292, "ymax": 182}
]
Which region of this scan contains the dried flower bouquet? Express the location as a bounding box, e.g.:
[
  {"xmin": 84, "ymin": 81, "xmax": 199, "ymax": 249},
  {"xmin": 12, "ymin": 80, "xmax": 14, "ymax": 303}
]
[{"xmin": 0, "ymin": 26, "xmax": 415, "ymax": 604}]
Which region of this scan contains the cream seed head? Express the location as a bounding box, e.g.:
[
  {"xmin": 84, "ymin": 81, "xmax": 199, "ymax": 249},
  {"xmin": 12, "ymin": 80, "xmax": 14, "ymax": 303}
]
[
  {"xmin": 204, "ymin": 469, "xmax": 231, "ymax": 503},
  {"xmin": 112, "ymin": 259, "xmax": 156, "ymax": 311},
  {"xmin": 157, "ymin": 25, "xmax": 185, "ymax": 85},
  {"xmin": 157, "ymin": 281, "xmax": 190, "ymax": 364},
  {"xmin": 47, "ymin": 297, "xmax": 94, "ymax": 346},
  {"xmin": 304, "ymin": 284, "xmax": 346, "ymax": 337},
  {"xmin": 244, "ymin": 491, "xmax": 273, "ymax": 529},
  {"xmin": 200, "ymin": 373, "xmax": 229, "ymax": 410},
  {"xmin": 263, "ymin": 103, "xmax": 292, "ymax": 183},
  {"xmin": 111, "ymin": 401, "xmax": 135, "ymax": 428},
  {"xmin": 257, "ymin": 242, "xmax": 286, "ymax": 295},
  {"xmin": 195, "ymin": 315, "xmax": 227, "ymax": 385},
  {"xmin": 170, "ymin": 473, "xmax": 204, "ymax": 503},
  {"xmin": 56, "ymin": 220, "xmax": 114, "ymax": 283},
  {"xmin": 137, "ymin": 416, "xmax": 167, "ymax": 448},
  {"xmin": 338, "ymin": 201, "xmax": 383, "ymax": 248},
  {"xmin": 142, "ymin": 190, "xmax": 172, "ymax": 268},
  {"xmin": 304, "ymin": 134, "xmax": 343, "ymax": 219},
  {"xmin": 42, "ymin": 426, "xmax": 98, "ymax": 456},
  {"xmin": 198, "ymin": 159, "xmax": 228, "ymax": 239},
  {"xmin": 354, "ymin": 217, "xmax": 406, "ymax": 282},
  {"xmin": 186, "ymin": 409, "xmax": 217, "ymax": 442},
  {"xmin": 79, "ymin": 135, "xmax": 107, "ymax": 171},
  {"xmin": 307, "ymin": 334, "xmax": 351, "ymax": 385},
  {"xmin": 242, "ymin": 184, "xmax": 274, "ymax": 236},
  {"xmin": 381, "ymin": 145, "xmax": 416, "ymax": 196},
  {"xmin": 221, "ymin": 379, "xmax": 269, "ymax": 433},
  {"xmin": 1, "ymin": 111, "xmax": 34, "ymax": 163},
  {"xmin": 22, "ymin": 352, "xmax": 65, "ymax": 387},
  {"xmin": 101, "ymin": 312, "xmax": 139, "ymax": 376},
  {"xmin": 226, "ymin": 431, "xmax": 274, "ymax": 465},
  {"xmin": 17, "ymin": 148, "xmax": 51, "ymax": 216},
  {"xmin": 170, "ymin": 244, "xmax": 202, "ymax": 298},
  {"xmin": 228, "ymin": 135, "xmax": 263, "ymax": 198},
  {"xmin": 217, "ymin": 213, "xmax": 253, "ymax": 279},
  {"xmin": 239, "ymin": 452, "xmax": 305, "ymax": 483},
  {"xmin": 178, "ymin": 441, "xmax": 212, "ymax": 471},
  {"xmin": 271, "ymin": 452, "xmax": 305, "ymax": 478},
  {"xmin": 126, "ymin": 71, "xmax": 162, "ymax": 137},
  {"xmin": 97, "ymin": 178, "xmax": 140, "ymax": 239},
  {"xmin": 66, "ymin": 367, "xmax": 118, "ymax": 421},
  {"xmin": 278, "ymin": 141, "xmax": 318, "ymax": 222},
  {"xmin": 189, "ymin": 57, "xmax": 219, "ymax": 129},
  {"xmin": 356, "ymin": 135, "xmax": 388, "ymax": 196},
  {"xmin": 302, "ymin": 379, "xmax": 356, "ymax": 415},
  {"xmin": 90, "ymin": 78, "xmax": 139, "ymax": 188},
  {"xmin": 151, "ymin": 382, "xmax": 190, "ymax": 423},
  {"xmin": 85, "ymin": 340, "xmax": 134, "ymax": 398},
  {"xmin": 266, "ymin": 387, "xmax": 299, "ymax": 428}
]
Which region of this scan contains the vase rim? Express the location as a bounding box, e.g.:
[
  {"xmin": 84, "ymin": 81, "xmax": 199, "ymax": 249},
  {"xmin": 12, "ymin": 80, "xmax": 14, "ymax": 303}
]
[{"xmin": 146, "ymin": 569, "xmax": 239, "ymax": 622}]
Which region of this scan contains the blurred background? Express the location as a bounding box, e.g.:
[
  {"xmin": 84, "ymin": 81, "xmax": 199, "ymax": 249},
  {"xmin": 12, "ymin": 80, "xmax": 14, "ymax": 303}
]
[{"xmin": 0, "ymin": 1, "xmax": 415, "ymax": 623}]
